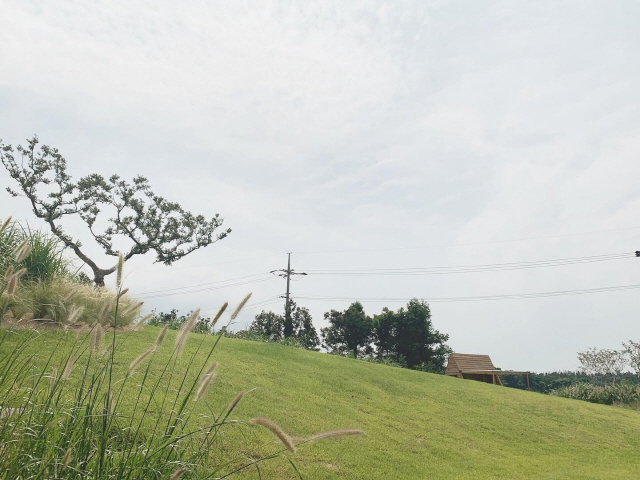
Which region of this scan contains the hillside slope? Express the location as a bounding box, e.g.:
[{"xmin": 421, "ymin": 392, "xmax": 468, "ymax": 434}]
[{"xmin": 2, "ymin": 325, "xmax": 639, "ymax": 479}]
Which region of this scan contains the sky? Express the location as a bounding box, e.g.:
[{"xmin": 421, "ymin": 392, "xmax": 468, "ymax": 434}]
[{"xmin": 1, "ymin": 0, "xmax": 639, "ymax": 372}]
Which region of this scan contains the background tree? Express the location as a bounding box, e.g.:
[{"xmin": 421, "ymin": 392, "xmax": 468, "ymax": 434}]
[
  {"xmin": 1, "ymin": 136, "xmax": 231, "ymax": 285},
  {"xmin": 578, "ymin": 347, "xmax": 628, "ymax": 384},
  {"xmin": 321, "ymin": 302, "xmax": 372, "ymax": 358},
  {"xmin": 249, "ymin": 310, "xmax": 284, "ymax": 341},
  {"xmin": 371, "ymin": 299, "xmax": 451, "ymax": 371},
  {"xmin": 623, "ymin": 340, "xmax": 640, "ymax": 379},
  {"xmin": 371, "ymin": 307, "xmax": 396, "ymax": 359},
  {"xmin": 249, "ymin": 301, "xmax": 320, "ymax": 350},
  {"xmin": 292, "ymin": 303, "xmax": 320, "ymax": 350}
]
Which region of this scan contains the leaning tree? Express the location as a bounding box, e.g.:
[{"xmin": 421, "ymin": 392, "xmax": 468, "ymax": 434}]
[{"xmin": 1, "ymin": 136, "xmax": 231, "ymax": 286}]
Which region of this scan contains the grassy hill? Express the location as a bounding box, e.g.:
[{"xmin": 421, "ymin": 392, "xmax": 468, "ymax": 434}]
[{"xmin": 2, "ymin": 324, "xmax": 640, "ymax": 479}]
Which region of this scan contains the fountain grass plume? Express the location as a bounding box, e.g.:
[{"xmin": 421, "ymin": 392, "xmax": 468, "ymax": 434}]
[
  {"xmin": 13, "ymin": 239, "xmax": 31, "ymax": 263},
  {"xmin": 121, "ymin": 301, "xmax": 144, "ymax": 317},
  {"xmin": 99, "ymin": 300, "xmax": 111, "ymax": 321},
  {"xmin": 0, "ymin": 216, "xmax": 11, "ymax": 234},
  {"xmin": 154, "ymin": 324, "xmax": 169, "ymax": 349},
  {"xmin": 195, "ymin": 361, "xmax": 218, "ymax": 401},
  {"xmin": 310, "ymin": 429, "xmax": 364, "ymax": 442},
  {"xmin": 60, "ymin": 447, "xmax": 72, "ymax": 471},
  {"xmin": 170, "ymin": 467, "xmax": 187, "ymax": 479},
  {"xmin": 128, "ymin": 347, "xmax": 154, "ymax": 376},
  {"xmin": 175, "ymin": 308, "xmax": 200, "ymax": 356},
  {"xmin": 116, "ymin": 253, "xmax": 124, "ymax": 289},
  {"xmin": 6, "ymin": 274, "xmax": 17, "ymax": 296},
  {"xmin": 14, "ymin": 267, "xmax": 27, "ymax": 280},
  {"xmin": 90, "ymin": 324, "xmax": 104, "ymax": 353},
  {"xmin": 66, "ymin": 305, "xmax": 84, "ymax": 324},
  {"xmin": 61, "ymin": 356, "xmax": 76, "ymax": 380},
  {"xmin": 231, "ymin": 293, "xmax": 252, "ymax": 320},
  {"xmin": 3, "ymin": 265, "xmax": 13, "ymax": 280},
  {"xmin": 225, "ymin": 390, "xmax": 245, "ymax": 416},
  {"xmin": 250, "ymin": 416, "xmax": 296, "ymax": 453},
  {"xmin": 211, "ymin": 302, "xmax": 228, "ymax": 328}
]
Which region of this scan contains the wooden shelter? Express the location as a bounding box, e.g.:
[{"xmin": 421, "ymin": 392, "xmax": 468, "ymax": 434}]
[{"xmin": 445, "ymin": 353, "xmax": 530, "ymax": 388}]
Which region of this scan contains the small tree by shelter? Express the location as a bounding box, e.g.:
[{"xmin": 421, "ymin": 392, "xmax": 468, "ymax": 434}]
[
  {"xmin": 623, "ymin": 340, "xmax": 640, "ymax": 379},
  {"xmin": 1, "ymin": 136, "xmax": 231, "ymax": 285}
]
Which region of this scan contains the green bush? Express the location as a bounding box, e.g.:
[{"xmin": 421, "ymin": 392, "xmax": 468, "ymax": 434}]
[
  {"xmin": 8, "ymin": 276, "xmax": 142, "ymax": 326},
  {"xmin": 554, "ymin": 382, "xmax": 640, "ymax": 407},
  {"xmin": 0, "ymin": 220, "xmax": 71, "ymax": 283}
]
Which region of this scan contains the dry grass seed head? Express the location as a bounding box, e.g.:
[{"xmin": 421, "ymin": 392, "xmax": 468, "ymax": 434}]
[
  {"xmin": 310, "ymin": 429, "xmax": 364, "ymax": 442},
  {"xmin": 50, "ymin": 367, "xmax": 59, "ymax": 390},
  {"xmin": 6, "ymin": 274, "xmax": 17, "ymax": 296},
  {"xmin": 225, "ymin": 390, "xmax": 245, "ymax": 416},
  {"xmin": 231, "ymin": 293, "xmax": 252, "ymax": 320},
  {"xmin": 3, "ymin": 265, "xmax": 14, "ymax": 280},
  {"xmin": 0, "ymin": 216, "xmax": 11, "ymax": 234},
  {"xmin": 117, "ymin": 287, "xmax": 129, "ymax": 299},
  {"xmin": 99, "ymin": 300, "xmax": 112, "ymax": 322},
  {"xmin": 121, "ymin": 301, "xmax": 144, "ymax": 317},
  {"xmin": 14, "ymin": 267, "xmax": 27, "ymax": 280},
  {"xmin": 128, "ymin": 347, "xmax": 154, "ymax": 376},
  {"xmin": 66, "ymin": 305, "xmax": 84, "ymax": 325},
  {"xmin": 211, "ymin": 302, "xmax": 228, "ymax": 327},
  {"xmin": 195, "ymin": 361, "xmax": 218, "ymax": 401},
  {"xmin": 170, "ymin": 467, "xmax": 187, "ymax": 480},
  {"xmin": 62, "ymin": 356, "xmax": 75, "ymax": 380},
  {"xmin": 250, "ymin": 417, "xmax": 296, "ymax": 453},
  {"xmin": 116, "ymin": 253, "xmax": 124, "ymax": 288},
  {"xmin": 63, "ymin": 287, "xmax": 80, "ymax": 302},
  {"xmin": 13, "ymin": 240, "xmax": 31, "ymax": 263},
  {"xmin": 154, "ymin": 324, "xmax": 169, "ymax": 349},
  {"xmin": 175, "ymin": 308, "xmax": 200, "ymax": 356},
  {"xmin": 90, "ymin": 324, "xmax": 104, "ymax": 353},
  {"xmin": 61, "ymin": 447, "xmax": 73, "ymax": 470}
]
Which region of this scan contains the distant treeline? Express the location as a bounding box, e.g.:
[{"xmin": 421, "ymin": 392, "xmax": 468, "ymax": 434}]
[{"xmin": 501, "ymin": 371, "xmax": 640, "ymax": 393}]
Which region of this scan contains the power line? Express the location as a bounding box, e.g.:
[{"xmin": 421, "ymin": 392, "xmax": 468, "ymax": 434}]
[
  {"xmin": 294, "ymin": 283, "xmax": 640, "ymax": 303},
  {"xmin": 303, "ymin": 252, "xmax": 633, "ymax": 276},
  {"xmin": 139, "ymin": 276, "xmax": 277, "ymax": 299},
  {"xmin": 137, "ymin": 272, "xmax": 272, "ymax": 295},
  {"xmin": 293, "ymin": 225, "xmax": 640, "ymax": 255}
]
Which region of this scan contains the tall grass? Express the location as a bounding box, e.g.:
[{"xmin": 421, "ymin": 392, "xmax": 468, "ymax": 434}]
[
  {"xmin": 0, "ymin": 245, "xmax": 363, "ymax": 477},
  {"xmin": 554, "ymin": 382, "xmax": 640, "ymax": 408},
  {"xmin": 0, "ymin": 219, "xmax": 70, "ymax": 282}
]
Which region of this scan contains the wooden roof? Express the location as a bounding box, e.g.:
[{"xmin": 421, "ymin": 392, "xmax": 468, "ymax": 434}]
[{"xmin": 447, "ymin": 353, "xmax": 496, "ymax": 373}]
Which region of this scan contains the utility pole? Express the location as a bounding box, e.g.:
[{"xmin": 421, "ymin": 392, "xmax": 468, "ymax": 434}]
[{"xmin": 271, "ymin": 253, "xmax": 307, "ymax": 337}]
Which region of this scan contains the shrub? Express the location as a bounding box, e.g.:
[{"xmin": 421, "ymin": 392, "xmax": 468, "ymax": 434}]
[
  {"xmin": 0, "ymin": 220, "xmax": 71, "ymax": 283},
  {"xmin": 7, "ymin": 276, "xmax": 142, "ymax": 326},
  {"xmin": 554, "ymin": 382, "xmax": 640, "ymax": 407}
]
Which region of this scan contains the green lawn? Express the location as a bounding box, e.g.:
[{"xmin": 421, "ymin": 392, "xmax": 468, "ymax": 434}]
[{"xmin": 1, "ymin": 325, "xmax": 639, "ymax": 479}]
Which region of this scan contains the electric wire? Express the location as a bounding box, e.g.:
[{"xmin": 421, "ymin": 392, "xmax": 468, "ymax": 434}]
[
  {"xmin": 303, "ymin": 252, "xmax": 633, "ymax": 276},
  {"xmin": 294, "ymin": 283, "xmax": 640, "ymax": 303},
  {"xmin": 139, "ymin": 276, "xmax": 277, "ymax": 299},
  {"xmin": 293, "ymin": 225, "xmax": 640, "ymax": 255}
]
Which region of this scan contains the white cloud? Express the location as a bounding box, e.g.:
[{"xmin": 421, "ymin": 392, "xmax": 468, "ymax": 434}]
[{"xmin": 1, "ymin": 0, "xmax": 639, "ymax": 370}]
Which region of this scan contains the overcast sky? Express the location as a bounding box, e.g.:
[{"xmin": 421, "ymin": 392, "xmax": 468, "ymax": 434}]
[{"xmin": 1, "ymin": 0, "xmax": 639, "ymax": 371}]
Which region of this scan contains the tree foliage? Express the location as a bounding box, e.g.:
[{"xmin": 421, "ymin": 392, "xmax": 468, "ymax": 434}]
[
  {"xmin": 321, "ymin": 302, "xmax": 373, "ymax": 358},
  {"xmin": 577, "ymin": 347, "xmax": 628, "ymax": 384},
  {"xmin": 1, "ymin": 136, "xmax": 231, "ymax": 285},
  {"xmin": 323, "ymin": 299, "xmax": 451, "ymax": 372},
  {"xmin": 372, "ymin": 299, "xmax": 451, "ymax": 371},
  {"xmin": 249, "ymin": 301, "xmax": 320, "ymax": 350},
  {"xmin": 623, "ymin": 340, "xmax": 640, "ymax": 379}
]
